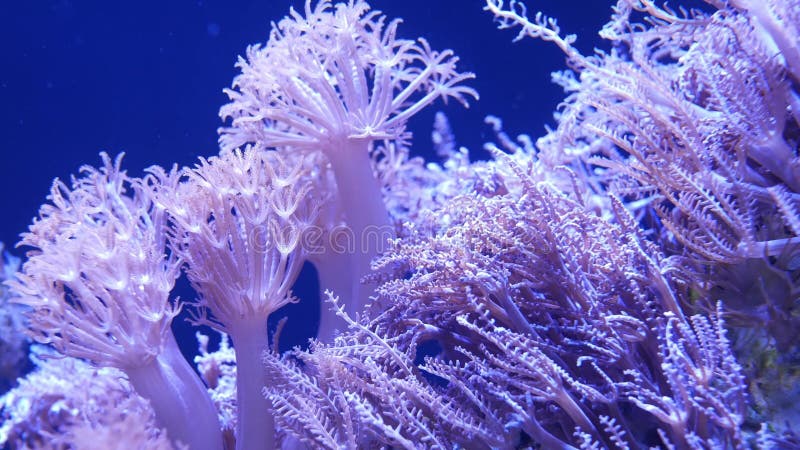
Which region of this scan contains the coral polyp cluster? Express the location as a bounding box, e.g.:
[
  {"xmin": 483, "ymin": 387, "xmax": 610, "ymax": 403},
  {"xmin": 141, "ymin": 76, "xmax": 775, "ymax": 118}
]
[{"xmin": 1, "ymin": 0, "xmax": 799, "ymax": 448}]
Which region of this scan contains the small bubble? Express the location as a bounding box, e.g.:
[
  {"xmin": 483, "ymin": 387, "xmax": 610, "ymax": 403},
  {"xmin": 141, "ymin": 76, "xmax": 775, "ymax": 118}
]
[{"xmin": 207, "ymin": 22, "xmax": 220, "ymax": 38}]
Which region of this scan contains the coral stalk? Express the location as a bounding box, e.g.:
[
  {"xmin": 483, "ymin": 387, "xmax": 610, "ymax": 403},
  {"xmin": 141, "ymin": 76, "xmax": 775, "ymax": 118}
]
[
  {"xmin": 9, "ymin": 153, "xmax": 222, "ymax": 450},
  {"xmin": 152, "ymin": 147, "xmax": 316, "ymax": 450},
  {"xmin": 126, "ymin": 334, "xmax": 222, "ymax": 450},
  {"xmin": 228, "ymin": 319, "xmax": 274, "ymax": 450},
  {"xmin": 219, "ymin": 0, "xmax": 477, "ymax": 340},
  {"xmin": 326, "ymin": 139, "xmax": 391, "ymax": 313}
]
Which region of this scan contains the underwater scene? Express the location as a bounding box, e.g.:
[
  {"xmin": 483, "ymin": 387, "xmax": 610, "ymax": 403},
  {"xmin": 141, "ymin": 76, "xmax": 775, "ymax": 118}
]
[{"xmin": 1, "ymin": 0, "xmax": 799, "ymax": 448}]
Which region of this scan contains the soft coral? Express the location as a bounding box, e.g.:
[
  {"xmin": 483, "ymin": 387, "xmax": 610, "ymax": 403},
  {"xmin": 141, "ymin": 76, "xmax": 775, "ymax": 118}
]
[
  {"xmin": 219, "ymin": 0, "xmax": 477, "ymax": 341},
  {"xmin": 8, "ymin": 153, "xmax": 222, "ymax": 450}
]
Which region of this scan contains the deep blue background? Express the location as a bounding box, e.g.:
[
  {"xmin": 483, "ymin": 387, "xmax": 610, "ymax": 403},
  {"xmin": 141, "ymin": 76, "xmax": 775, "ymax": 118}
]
[{"xmin": 0, "ymin": 0, "xmax": 612, "ymax": 357}]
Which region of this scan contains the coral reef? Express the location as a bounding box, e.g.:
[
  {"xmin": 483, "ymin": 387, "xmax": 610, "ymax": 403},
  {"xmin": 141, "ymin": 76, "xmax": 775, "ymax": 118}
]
[
  {"xmin": 488, "ymin": 0, "xmax": 800, "ymax": 438},
  {"xmin": 2, "ymin": 0, "xmax": 799, "ymax": 449}
]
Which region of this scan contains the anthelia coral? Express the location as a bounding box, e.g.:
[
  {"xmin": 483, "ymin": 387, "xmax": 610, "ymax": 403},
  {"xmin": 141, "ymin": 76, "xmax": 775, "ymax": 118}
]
[
  {"xmin": 3, "ymin": 0, "xmax": 800, "ymax": 449},
  {"xmin": 484, "ymin": 0, "xmax": 800, "ymax": 434},
  {"xmin": 263, "ymin": 155, "xmax": 747, "ymax": 448},
  {"xmin": 195, "ymin": 332, "xmax": 238, "ymax": 446}
]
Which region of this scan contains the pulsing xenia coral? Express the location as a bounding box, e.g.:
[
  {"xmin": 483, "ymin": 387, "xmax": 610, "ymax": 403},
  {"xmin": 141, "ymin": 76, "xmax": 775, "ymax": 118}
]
[
  {"xmin": 3, "ymin": 1, "xmax": 478, "ymax": 448},
  {"xmin": 1, "ymin": 347, "xmax": 174, "ymax": 449},
  {"xmin": 219, "ymin": 0, "xmax": 477, "ymax": 149},
  {"xmin": 8, "ymin": 154, "xmax": 222, "ymax": 450},
  {"xmin": 219, "ymin": 0, "xmax": 477, "ymax": 340},
  {"xmin": 148, "ymin": 145, "xmax": 322, "ymax": 450}
]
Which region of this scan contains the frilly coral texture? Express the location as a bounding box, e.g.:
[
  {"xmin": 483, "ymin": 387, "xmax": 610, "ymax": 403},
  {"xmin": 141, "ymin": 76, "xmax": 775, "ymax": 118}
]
[
  {"xmin": 2, "ymin": 0, "xmax": 799, "ymax": 449},
  {"xmin": 218, "ymin": 0, "xmax": 477, "ymax": 151},
  {"xmin": 9, "ymin": 153, "xmax": 179, "ymax": 368}
]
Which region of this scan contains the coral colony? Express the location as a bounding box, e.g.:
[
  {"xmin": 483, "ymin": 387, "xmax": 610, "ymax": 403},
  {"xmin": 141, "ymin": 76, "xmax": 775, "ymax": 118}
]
[{"xmin": 1, "ymin": 0, "xmax": 799, "ymax": 448}]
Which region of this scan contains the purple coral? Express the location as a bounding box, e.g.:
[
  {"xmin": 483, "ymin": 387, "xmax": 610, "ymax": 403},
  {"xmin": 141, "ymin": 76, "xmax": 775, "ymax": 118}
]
[
  {"xmin": 5, "ymin": 0, "xmax": 797, "ymax": 448},
  {"xmin": 8, "ymin": 154, "xmax": 222, "ymax": 450},
  {"xmin": 219, "ymin": 0, "xmax": 478, "ymax": 341},
  {"xmin": 149, "ymin": 146, "xmax": 320, "ymax": 450}
]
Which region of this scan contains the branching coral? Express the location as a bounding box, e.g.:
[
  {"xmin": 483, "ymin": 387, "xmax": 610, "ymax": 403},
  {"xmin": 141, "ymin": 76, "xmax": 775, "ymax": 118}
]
[
  {"xmin": 485, "ymin": 0, "xmax": 800, "ymax": 436},
  {"xmin": 730, "ymin": 0, "xmax": 800, "ymax": 86},
  {"xmin": 488, "ymin": 0, "xmax": 800, "ymax": 263},
  {"xmin": 262, "ymin": 154, "xmax": 747, "ymax": 448},
  {"xmin": 7, "ymin": 153, "xmax": 221, "ymax": 450},
  {"xmin": 263, "ymin": 294, "xmax": 507, "ymax": 450}
]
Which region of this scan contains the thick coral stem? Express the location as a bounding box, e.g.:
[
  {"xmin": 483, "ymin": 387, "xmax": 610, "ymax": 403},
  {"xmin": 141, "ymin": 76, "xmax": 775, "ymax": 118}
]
[
  {"xmin": 125, "ymin": 333, "xmax": 223, "ymax": 450},
  {"xmin": 320, "ymin": 139, "xmax": 391, "ymax": 324},
  {"xmin": 229, "ymin": 318, "xmax": 275, "ymax": 450}
]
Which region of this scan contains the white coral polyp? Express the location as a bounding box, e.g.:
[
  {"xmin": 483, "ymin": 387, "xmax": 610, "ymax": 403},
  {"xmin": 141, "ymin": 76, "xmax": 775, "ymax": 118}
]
[
  {"xmin": 218, "ymin": 0, "xmax": 478, "ymax": 152},
  {"xmin": 219, "ymin": 1, "xmax": 478, "ymax": 340},
  {"xmin": 9, "ymin": 153, "xmax": 223, "ymax": 450},
  {"xmin": 10, "ymin": 153, "xmax": 179, "ymax": 369}
]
